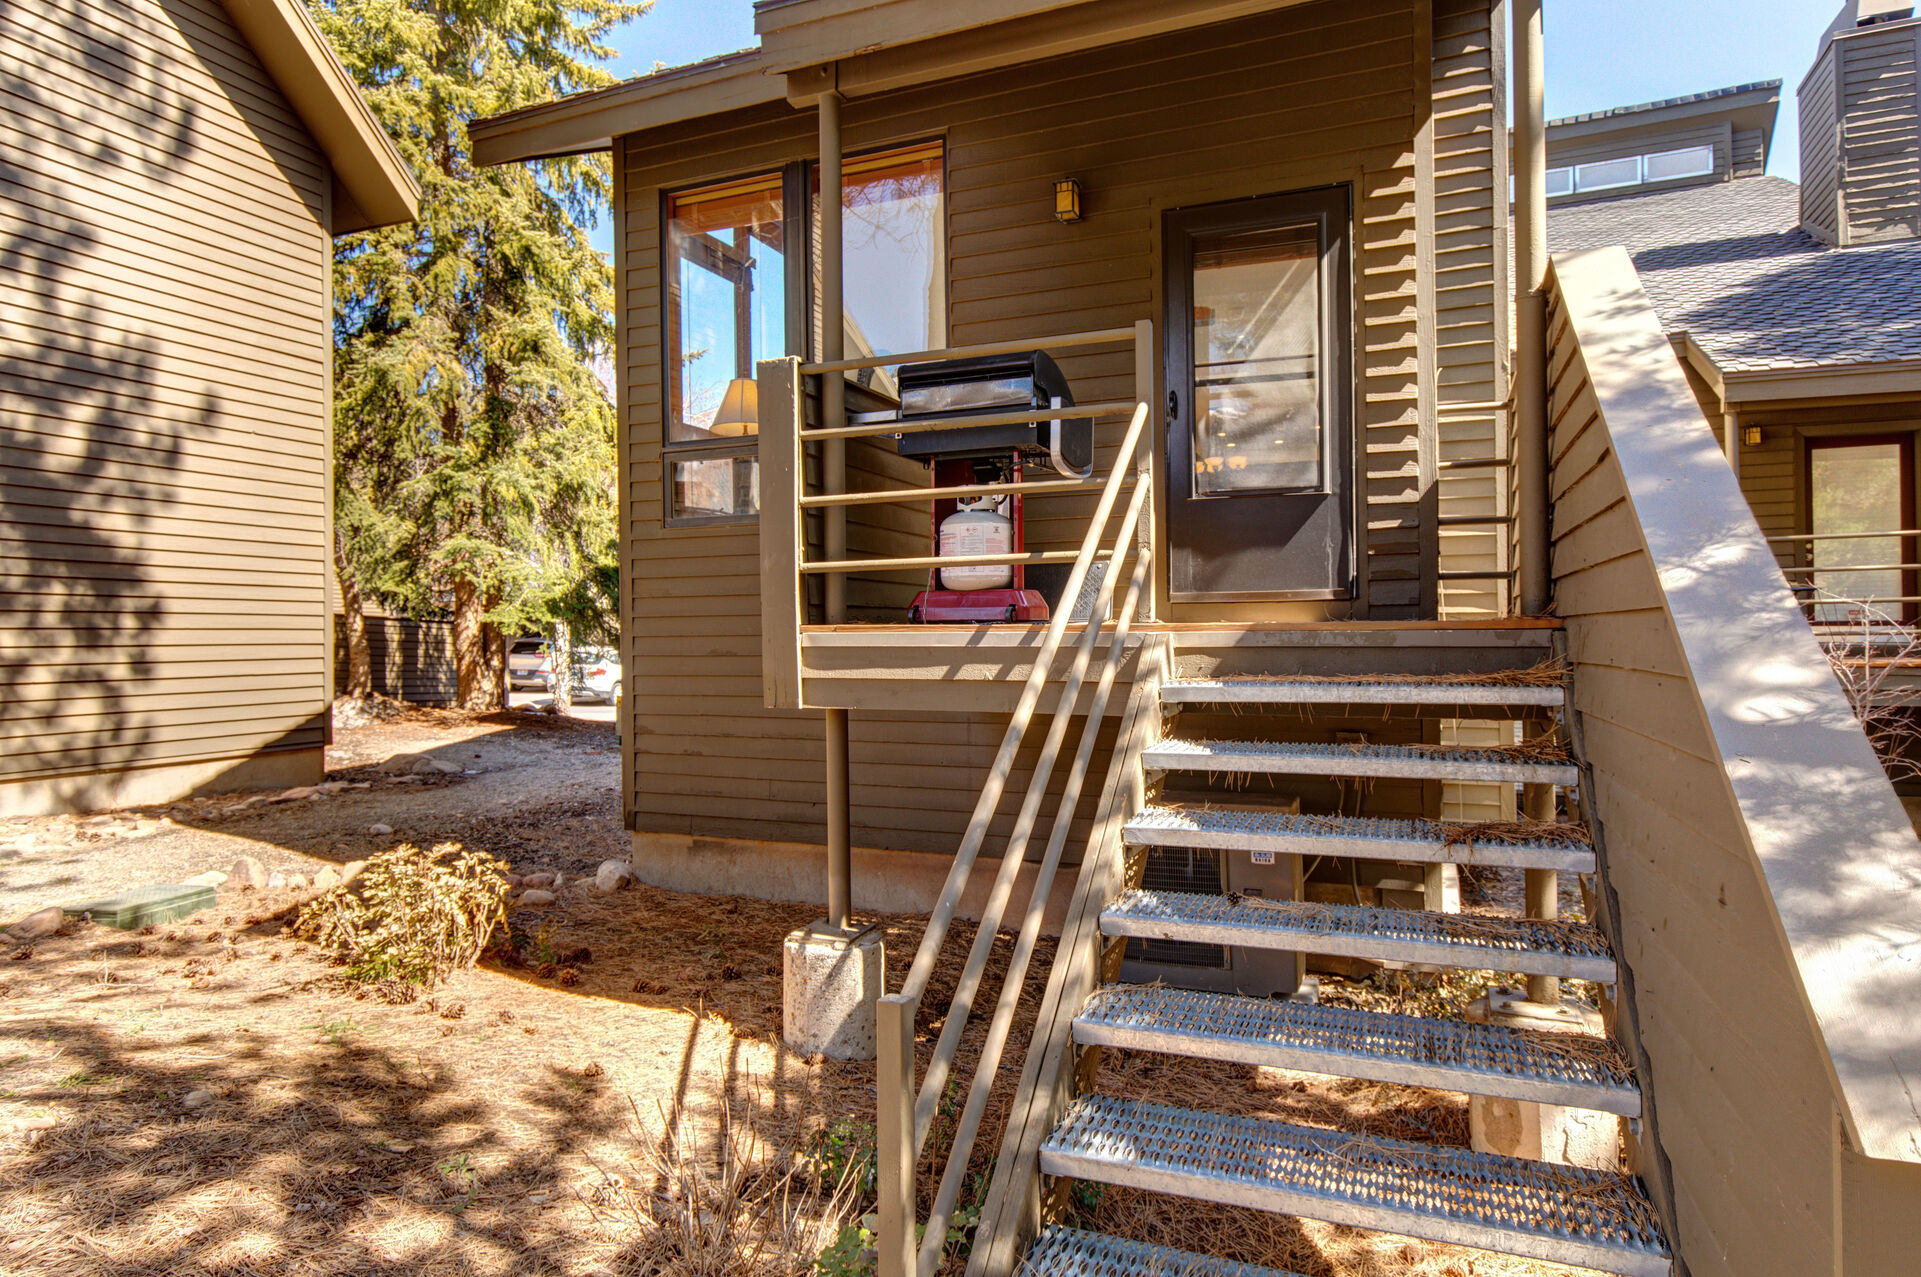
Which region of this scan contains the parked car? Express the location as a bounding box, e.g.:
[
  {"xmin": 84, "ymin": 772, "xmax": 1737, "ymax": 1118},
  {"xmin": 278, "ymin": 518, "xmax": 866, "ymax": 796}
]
[
  {"xmin": 507, "ymin": 637, "xmax": 548, "ymax": 690},
  {"xmin": 544, "ymin": 647, "xmax": 622, "ymax": 704}
]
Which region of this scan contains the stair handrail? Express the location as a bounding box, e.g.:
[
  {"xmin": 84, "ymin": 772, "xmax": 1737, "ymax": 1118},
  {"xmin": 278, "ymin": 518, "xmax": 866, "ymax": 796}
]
[{"xmin": 875, "ymin": 403, "xmax": 1152, "ymax": 1277}]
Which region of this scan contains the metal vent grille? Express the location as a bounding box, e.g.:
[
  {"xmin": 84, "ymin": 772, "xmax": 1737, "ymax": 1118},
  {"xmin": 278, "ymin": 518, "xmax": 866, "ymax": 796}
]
[{"xmin": 1125, "ymin": 847, "xmax": 1226, "ymax": 968}]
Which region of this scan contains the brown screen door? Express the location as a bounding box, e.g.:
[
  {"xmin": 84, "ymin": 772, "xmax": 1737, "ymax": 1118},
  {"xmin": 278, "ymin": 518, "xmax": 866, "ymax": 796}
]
[{"xmin": 1164, "ymin": 187, "xmax": 1353, "ymax": 602}]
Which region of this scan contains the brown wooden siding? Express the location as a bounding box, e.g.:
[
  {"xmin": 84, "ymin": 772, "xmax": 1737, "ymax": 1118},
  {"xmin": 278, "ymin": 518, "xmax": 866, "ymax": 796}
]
[
  {"xmin": 1, "ymin": 0, "xmax": 332, "ymax": 798},
  {"xmin": 1548, "ymin": 118, "xmax": 1733, "ymax": 200},
  {"xmin": 1800, "ymin": 43, "xmax": 1843, "ymax": 243},
  {"xmin": 332, "ymin": 616, "xmax": 458, "ymax": 706},
  {"xmin": 1838, "ymin": 22, "xmax": 1921, "ymax": 244},
  {"xmin": 617, "ymin": 0, "xmax": 1453, "ymax": 849},
  {"xmin": 1731, "ymin": 127, "xmax": 1766, "ymax": 177}
]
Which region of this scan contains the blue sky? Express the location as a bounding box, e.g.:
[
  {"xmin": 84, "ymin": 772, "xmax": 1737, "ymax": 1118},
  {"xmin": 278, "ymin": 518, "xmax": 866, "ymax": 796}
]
[{"xmin": 584, "ymin": 0, "xmax": 1836, "ymax": 251}]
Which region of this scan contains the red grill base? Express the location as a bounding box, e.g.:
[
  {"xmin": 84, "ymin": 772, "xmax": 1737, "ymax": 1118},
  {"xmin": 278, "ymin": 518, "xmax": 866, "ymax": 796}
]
[{"xmin": 908, "ymin": 588, "xmax": 1051, "ymax": 623}]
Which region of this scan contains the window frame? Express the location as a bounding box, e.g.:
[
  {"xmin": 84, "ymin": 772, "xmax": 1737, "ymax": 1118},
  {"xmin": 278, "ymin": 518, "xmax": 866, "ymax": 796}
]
[{"xmin": 660, "ymin": 162, "xmax": 810, "ymax": 529}]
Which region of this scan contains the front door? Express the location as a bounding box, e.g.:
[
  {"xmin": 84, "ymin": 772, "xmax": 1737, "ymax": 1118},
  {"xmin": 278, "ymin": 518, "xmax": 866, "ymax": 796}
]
[{"xmin": 1164, "ymin": 188, "xmax": 1353, "ymax": 602}]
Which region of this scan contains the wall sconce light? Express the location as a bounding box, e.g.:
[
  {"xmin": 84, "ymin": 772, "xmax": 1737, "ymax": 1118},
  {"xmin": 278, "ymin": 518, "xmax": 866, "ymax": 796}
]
[
  {"xmin": 1742, "ymin": 424, "xmax": 1763, "ymax": 448},
  {"xmin": 1054, "ymin": 177, "xmax": 1083, "ymax": 224}
]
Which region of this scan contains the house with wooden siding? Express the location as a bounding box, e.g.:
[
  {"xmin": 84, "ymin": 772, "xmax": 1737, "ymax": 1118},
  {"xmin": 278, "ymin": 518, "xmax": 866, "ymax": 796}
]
[
  {"xmin": 1547, "ymin": 6, "xmax": 1921, "ymax": 735},
  {"xmin": 473, "ymin": 2, "xmax": 1921, "ymax": 1275},
  {"xmin": 1, "ymin": 0, "xmax": 417, "ymax": 815}
]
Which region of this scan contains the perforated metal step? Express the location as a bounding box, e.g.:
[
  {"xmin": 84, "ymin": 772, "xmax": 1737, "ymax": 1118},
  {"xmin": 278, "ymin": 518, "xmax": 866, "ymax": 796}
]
[
  {"xmin": 1075, "ymin": 985, "xmax": 1639, "ymax": 1116},
  {"xmin": 1143, "ymin": 738, "xmax": 1579, "ymax": 786},
  {"xmin": 1161, "ymin": 678, "xmax": 1564, "ymax": 709},
  {"xmin": 1101, "ymin": 890, "xmax": 1617, "ymax": 982},
  {"xmin": 1041, "ymin": 1095, "xmax": 1671, "ymax": 1277},
  {"xmin": 1022, "ymin": 1225, "xmax": 1310, "ymax": 1277},
  {"xmin": 1124, "ymin": 805, "xmax": 1595, "ymax": 873}
]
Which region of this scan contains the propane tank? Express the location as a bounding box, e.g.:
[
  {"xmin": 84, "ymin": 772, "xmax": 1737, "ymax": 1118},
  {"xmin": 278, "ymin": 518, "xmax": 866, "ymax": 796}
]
[{"xmin": 938, "ymin": 497, "xmax": 1014, "ymax": 591}]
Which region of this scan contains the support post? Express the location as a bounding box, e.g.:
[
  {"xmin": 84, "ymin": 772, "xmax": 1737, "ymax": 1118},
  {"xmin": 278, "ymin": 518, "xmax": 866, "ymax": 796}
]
[
  {"xmin": 826, "ymin": 706, "xmax": 852, "ymax": 928},
  {"xmin": 1132, "ymin": 318, "xmax": 1157, "ymax": 622},
  {"xmin": 818, "ymin": 85, "xmax": 854, "ymax": 926},
  {"xmin": 1513, "ymin": 0, "xmax": 1550, "ymax": 616},
  {"xmin": 877, "ymin": 992, "xmax": 919, "ymax": 1277},
  {"xmin": 1522, "ymin": 797, "xmax": 1560, "ymax": 1005},
  {"xmin": 1723, "ymin": 409, "xmax": 1742, "ymax": 480}
]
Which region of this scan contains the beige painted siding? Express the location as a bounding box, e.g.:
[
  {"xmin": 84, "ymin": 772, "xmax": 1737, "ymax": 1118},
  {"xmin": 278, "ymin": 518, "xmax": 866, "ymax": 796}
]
[
  {"xmin": 1, "ymin": 0, "xmax": 332, "ymax": 810},
  {"xmin": 1551, "ymin": 118, "xmax": 1733, "ymax": 185},
  {"xmin": 1731, "ymin": 127, "xmax": 1766, "ymax": 177},
  {"xmin": 1548, "ymin": 293, "xmax": 1841, "ymax": 1277},
  {"xmin": 1838, "ymin": 21, "xmax": 1921, "ymax": 244},
  {"xmin": 1536, "ymin": 259, "xmax": 1921, "ymax": 1275},
  {"xmin": 617, "ymin": 0, "xmax": 1451, "ymax": 850}
]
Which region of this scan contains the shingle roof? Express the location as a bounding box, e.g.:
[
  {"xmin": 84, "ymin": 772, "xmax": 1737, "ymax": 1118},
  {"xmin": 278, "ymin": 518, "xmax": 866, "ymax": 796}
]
[
  {"xmin": 1548, "ymin": 175, "xmax": 1921, "ymax": 374},
  {"xmin": 1546, "ymin": 80, "xmax": 1782, "ymax": 130}
]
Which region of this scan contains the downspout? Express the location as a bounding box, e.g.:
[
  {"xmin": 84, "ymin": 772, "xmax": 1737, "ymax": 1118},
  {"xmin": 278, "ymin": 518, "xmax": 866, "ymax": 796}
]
[
  {"xmin": 1512, "ymin": 0, "xmax": 1559, "ymax": 1008},
  {"xmin": 819, "ymin": 82, "xmax": 853, "ymax": 931},
  {"xmin": 1513, "ymin": 0, "xmax": 1550, "ymax": 616}
]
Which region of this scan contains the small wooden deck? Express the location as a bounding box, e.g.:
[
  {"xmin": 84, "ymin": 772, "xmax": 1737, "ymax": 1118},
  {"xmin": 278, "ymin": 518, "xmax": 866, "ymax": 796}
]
[{"xmin": 796, "ymin": 618, "xmax": 1563, "ymax": 713}]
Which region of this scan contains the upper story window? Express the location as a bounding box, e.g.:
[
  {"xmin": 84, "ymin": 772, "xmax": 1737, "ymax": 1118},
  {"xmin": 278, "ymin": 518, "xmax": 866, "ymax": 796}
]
[
  {"xmin": 816, "ymin": 141, "xmax": 946, "ymax": 395},
  {"xmin": 666, "ymin": 172, "xmax": 787, "ymax": 444},
  {"xmin": 1547, "ymin": 144, "xmax": 1719, "ymax": 199}
]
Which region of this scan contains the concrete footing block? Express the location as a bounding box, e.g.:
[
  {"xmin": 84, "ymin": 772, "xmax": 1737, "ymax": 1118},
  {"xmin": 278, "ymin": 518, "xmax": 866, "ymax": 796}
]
[
  {"xmin": 1467, "ymin": 986, "xmax": 1623, "ymax": 1171},
  {"xmin": 783, "ymin": 921, "xmax": 883, "ymax": 1062}
]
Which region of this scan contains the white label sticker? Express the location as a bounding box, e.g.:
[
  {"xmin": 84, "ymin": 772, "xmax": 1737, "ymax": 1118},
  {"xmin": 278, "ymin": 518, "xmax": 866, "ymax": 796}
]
[{"xmin": 1250, "ymin": 850, "xmax": 1275, "ymax": 866}]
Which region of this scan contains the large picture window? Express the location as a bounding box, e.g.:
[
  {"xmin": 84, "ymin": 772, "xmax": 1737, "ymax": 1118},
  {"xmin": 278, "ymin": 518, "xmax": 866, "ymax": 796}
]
[{"xmin": 816, "ymin": 142, "xmax": 945, "ymax": 395}]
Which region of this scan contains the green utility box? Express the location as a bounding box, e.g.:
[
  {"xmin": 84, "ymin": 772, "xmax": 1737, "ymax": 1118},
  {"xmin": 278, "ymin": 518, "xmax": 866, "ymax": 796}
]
[{"xmin": 65, "ymin": 883, "xmax": 217, "ymax": 930}]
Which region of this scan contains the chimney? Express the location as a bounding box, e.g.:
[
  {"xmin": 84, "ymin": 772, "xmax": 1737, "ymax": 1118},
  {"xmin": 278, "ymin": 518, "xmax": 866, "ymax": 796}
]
[{"xmin": 1799, "ymin": 1, "xmax": 1921, "ymax": 244}]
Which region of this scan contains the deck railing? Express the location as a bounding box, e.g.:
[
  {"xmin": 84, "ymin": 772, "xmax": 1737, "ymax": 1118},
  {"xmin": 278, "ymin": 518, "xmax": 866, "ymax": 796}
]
[
  {"xmin": 755, "ymin": 322, "xmax": 1155, "ymax": 709},
  {"xmin": 1764, "ymin": 529, "xmax": 1921, "ymax": 628}
]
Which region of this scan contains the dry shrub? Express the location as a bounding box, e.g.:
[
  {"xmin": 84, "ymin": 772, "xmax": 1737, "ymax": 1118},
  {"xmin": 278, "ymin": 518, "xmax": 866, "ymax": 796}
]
[
  {"xmin": 592, "ymin": 1104, "xmax": 859, "ymax": 1277},
  {"xmin": 295, "ymin": 842, "xmax": 509, "ymax": 988}
]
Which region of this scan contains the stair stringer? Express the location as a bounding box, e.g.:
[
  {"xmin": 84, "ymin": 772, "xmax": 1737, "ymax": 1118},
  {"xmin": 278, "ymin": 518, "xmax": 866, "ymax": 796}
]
[{"xmin": 1561, "ymin": 647, "xmax": 1691, "ymax": 1277}]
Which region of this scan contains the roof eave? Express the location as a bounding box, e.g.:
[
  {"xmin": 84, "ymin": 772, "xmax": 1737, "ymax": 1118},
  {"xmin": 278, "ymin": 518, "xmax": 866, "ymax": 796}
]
[
  {"xmin": 219, "ymin": 0, "xmax": 420, "ymax": 233},
  {"xmin": 470, "ymin": 50, "xmax": 778, "ymax": 167}
]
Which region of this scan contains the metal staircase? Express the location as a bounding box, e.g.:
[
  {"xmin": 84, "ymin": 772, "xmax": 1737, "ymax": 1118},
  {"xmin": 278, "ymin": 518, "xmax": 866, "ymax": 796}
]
[{"xmin": 1018, "ymin": 668, "xmax": 1673, "ymax": 1277}]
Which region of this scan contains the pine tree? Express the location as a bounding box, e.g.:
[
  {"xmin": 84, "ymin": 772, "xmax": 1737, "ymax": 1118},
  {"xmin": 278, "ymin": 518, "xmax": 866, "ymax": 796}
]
[{"xmin": 313, "ymin": 0, "xmax": 642, "ymax": 708}]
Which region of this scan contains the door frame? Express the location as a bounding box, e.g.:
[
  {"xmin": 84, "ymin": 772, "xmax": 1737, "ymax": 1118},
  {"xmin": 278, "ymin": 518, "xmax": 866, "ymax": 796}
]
[{"xmin": 1160, "ymin": 184, "xmax": 1356, "ymax": 605}]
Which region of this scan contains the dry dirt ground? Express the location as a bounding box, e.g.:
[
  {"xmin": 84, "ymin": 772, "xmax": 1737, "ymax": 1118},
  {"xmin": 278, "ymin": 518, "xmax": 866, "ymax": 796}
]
[{"xmin": 1, "ymin": 707, "xmax": 1607, "ymax": 1277}]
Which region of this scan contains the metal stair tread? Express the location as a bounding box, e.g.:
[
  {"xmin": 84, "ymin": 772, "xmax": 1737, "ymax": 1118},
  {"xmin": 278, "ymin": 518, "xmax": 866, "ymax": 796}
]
[
  {"xmin": 1143, "ymin": 738, "xmax": 1579, "ymax": 785},
  {"xmin": 1041, "ymin": 1095, "xmax": 1671, "ymax": 1277},
  {"xmin": 1123, "ymin": 805, "xmax": 1595, "ymax": 872},
  {"xmin": 1075, "ymin": 984, "xmax": 1639, "ymax": 1116},
  {"xmin": 1161, "ymin": 677, "xmax": 1564, "ymax": 708},
  {"xmin": 1022, "ymin": 1224, "xmax": 1312, "ymax": 1277},
  {"xmin": 1101, "ymin": 889, "xmax": 1617, "ymax": 982}
]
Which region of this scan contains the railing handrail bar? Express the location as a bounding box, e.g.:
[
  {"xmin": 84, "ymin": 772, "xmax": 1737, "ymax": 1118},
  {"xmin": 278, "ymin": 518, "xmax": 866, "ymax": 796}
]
[
  {"xmin": 917, "ymin": 551, "xmax": 1152, "ymax": 1277},
  {"xmin": 800, "ymin": 549, "xmax": 1114, "ymax": 575},
  {"xmin": 799, "ymin": 476, "xmax": 1102, "ymax": 509},
  {"xmin": 1781, "ymin": 562, "xmax": 1921, "ymax": 575},
  {"xmin": 892, "ymin": 402, "xmax": 1150, "ymax": 1007},
  {"xmin": 800, "ymin": 400, "xmax": 1138, "ymax": 442},
  {"xmin": 1766, "ymin": 530, "xmax": 1921, "ymax": 544},
  {"xmin": 801, "ymin": 326, "xmax": 1138, "ymax": 376},
  {"xmin": 908, "ymin": 476, "xmax": 1152, "ymax": 1152}
]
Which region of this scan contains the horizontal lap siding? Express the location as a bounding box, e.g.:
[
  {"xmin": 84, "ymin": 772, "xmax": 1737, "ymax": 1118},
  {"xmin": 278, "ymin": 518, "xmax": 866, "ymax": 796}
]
[
  {"xmin": 1547, "ymin": 291, "xmax": 1839, "ymax": 1277},
  {"xmin": 1801, "ymin": 47, "xmax": 1842, "ymax": 243},
  {"xmin": 333, "ymin": 617, "xmax": 458, "ymax": 707},
  {"xmin": 0, "ymin": 0, "xmax": 332, "ymax": 789},
  {"xmin": 620, "ymin": 0, "xmax": 1429, "ymax": 849},
  {"xmin": 1839, "ymin": 23, "xmax": 1921, "ymax": 244}
]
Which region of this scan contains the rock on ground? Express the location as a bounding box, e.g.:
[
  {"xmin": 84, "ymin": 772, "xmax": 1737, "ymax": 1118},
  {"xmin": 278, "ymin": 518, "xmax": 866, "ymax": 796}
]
[
  {"xmin": 595, "ymin": 861, "xmax": 633, "ymax": 893},
  {"xmin": 7, "ymin": 905, "xmax": 64, "ymax": 940},
  {"xmin": 312, "ymin": 867, "xmax": 341, "ymax": 890},
  {"xmin": 229, "ymin": 856, "xmax": 269, "ymax": 891},
  {"xmin": 520, "ymin": 872, "xmax": 557, "ymax": 890},
  {"xmin": 286, "ymin": 873, "xmax": 310, "ymax": 890},
  {"xmin": 367, "ymin": 824, "xmax": 394, "ymax": 836},
  {"xmin": 267, "ymin": 872, "xmax": 287, "ymax": 890},
  {"xmin": 517, "ymin": 889, "xmax": 557, "ymax": 907}
]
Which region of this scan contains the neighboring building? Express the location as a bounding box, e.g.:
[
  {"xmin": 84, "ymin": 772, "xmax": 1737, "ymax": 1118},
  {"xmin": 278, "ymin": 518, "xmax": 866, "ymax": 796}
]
[
  {"xmin": 1548, "ymin": 6, "xmax": 1921, "ymax": 634},
  {"xmin": 474, "ymin": 3, "xmax": 1921, "ymax": 1276},
  {"xmin": 1, "ymin": 0, "xmax": 418, "ymax": 815}
]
